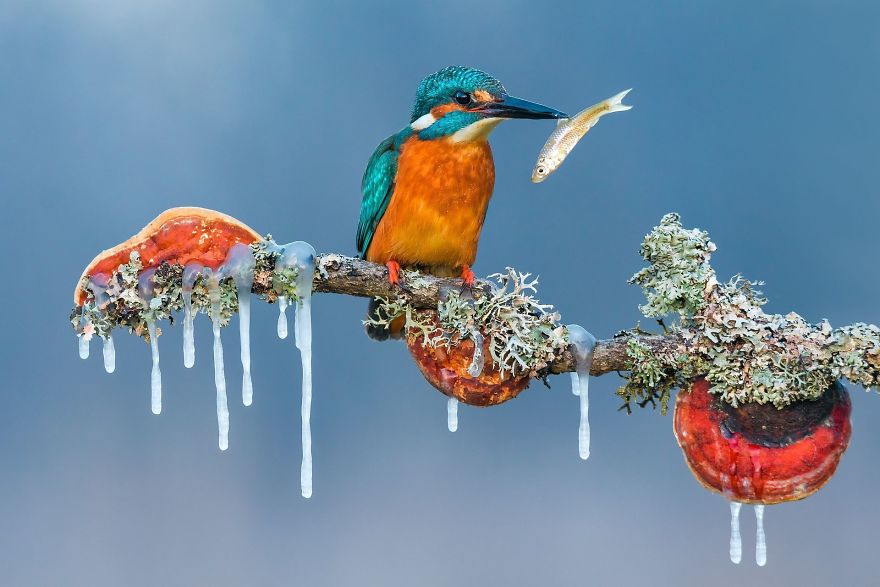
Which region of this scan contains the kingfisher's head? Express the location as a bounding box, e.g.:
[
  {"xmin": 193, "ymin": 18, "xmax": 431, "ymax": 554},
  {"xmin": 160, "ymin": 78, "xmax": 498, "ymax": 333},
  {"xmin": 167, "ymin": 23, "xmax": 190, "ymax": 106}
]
[{"xmin": 409, "ymin": 66, "xmax": 566, "ymax": 141}]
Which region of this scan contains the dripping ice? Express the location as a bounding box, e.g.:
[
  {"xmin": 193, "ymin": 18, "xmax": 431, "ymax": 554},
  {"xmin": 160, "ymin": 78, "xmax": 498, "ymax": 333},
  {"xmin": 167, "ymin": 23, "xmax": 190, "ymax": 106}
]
[
  {"xmin": 198, "ymin": 244, "xmax": 256, "ymax": 450},
  {"xmin": 274, "ymin": 241, "xmax": 317, "ymax": 498},
  {"xmin": 277, "ymin": 296, "xmax": 289, "ymax": 339},
  {"xmin": 466, "ymin": 330, "xmax": 484, "ymax": 378},
  {"xmin": 567, "ymin": 325, "xmax": 596, "ymax": 460},
  {"xmin": 225, "ymin": 244, "xmax": 256, "ymax": 407},
  {"xmin": 102, "ymin": 335, "xmax": 115, "ymax": 373},
  {"xmin": 78, "ymin": 273, "xmax": 110, "ymax": 361},
  {"xmin": 206, "ymin": 268, "xmax": 230, "ymax": 451},
  {"xmin": 725, "ymin": 501, "xmax": 767, "ymax": 566},
  {"xmin": 147, "ymin": 320, "xmax": 161, "ymax": 414},
  {"xmin": 755, "ymin": 504, "xmax": 767, "ymax": 566},
  {"xmin": 76, "ymin": 237, "xmax": 319, "ymax": 495},
  {"xmin": 139, "ymin": 269, "xmax": 162, "ymax": 415},
  {"xmin": 77, "ymin": 275, "xmax": 115, "ymax": 372},
  {"xmin": 182, "ymin": 263, "xmax": 202, "ymax": 369},
  {"xmin": 729, "ymin": 502, "xmax": 742, "ymax": 564},
  {"xmin": 447, "ymin": 397, "xmax": 459, "ymax": 432},
  {"xmin": 182, "ymin": 245, "xmax": 256, "ymax": 450},
  {"xmin": 78, "ymin": 330, "xmax": 90, "ymax": 359}
]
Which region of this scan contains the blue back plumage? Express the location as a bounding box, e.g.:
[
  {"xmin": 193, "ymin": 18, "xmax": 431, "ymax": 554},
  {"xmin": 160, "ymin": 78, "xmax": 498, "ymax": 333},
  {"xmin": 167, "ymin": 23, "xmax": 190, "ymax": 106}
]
[{"xmin": 356, "ymin": 127, "xmax": 411, "ymax": 256}]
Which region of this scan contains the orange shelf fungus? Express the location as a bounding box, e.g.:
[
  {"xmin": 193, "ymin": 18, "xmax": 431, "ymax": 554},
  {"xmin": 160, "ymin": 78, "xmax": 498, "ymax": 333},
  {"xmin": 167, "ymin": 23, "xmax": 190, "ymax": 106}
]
[
  {"xmin": 73, "ymin": 207, "xmax": 319, "ymax": 498},
  {"xmin": 74, "ymin": 206, "xmax": 261, "ymax": 307}
]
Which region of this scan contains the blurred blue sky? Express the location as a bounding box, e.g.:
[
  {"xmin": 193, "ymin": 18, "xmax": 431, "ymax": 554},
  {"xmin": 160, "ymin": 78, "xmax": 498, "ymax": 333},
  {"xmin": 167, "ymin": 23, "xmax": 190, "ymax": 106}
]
[{"xmin": 2, "ymin": 1, "xmax": 880, "ymax": 585}]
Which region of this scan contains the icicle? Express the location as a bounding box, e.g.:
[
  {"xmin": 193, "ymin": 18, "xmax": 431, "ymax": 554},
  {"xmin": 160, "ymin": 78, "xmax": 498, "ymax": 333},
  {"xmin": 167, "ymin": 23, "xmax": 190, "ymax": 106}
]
[
  {"xmin": 146, "ymin": 319, "xmax": 162, "ymax": 415},
  {"xmin": 238, "ymin": 291, "xmax": 253, "ymax": 406},
  {"xmin": 182, "ymin": 263, "xmax": 202, "ymax": 369},
  {"xmin": 79, "ymin": 273, "xmax": 109, "ymax": 362},
  {"xmin": 755, "ymin": 504, "xmax": 767, "ymax": 566},
  {"xmin": 466, "ymin": 331, "xmax": 484, "ymax": 377},
  {"xmin": 78, "ymin": 332, "xmax": 90, "ymax": 359},
  {"xmin": 102, "ymin": 335, "xmax": 116, "ymax": 373},
  {"xmin": 89, "ymin": 274, "xmax": 110, "ymax": 307},
  {"xmin": 576, "ymin": 375, "xmax": 590, "ymax": 460},
  {"xmin": 294, "ymin": 253, "xmax": 315, "ymax": 498},
  {"xmin": 729, "ymin": 501, "xmax": 742, "ymax": 564},
  {"xmin": 567, "ymin": 325, "xmax": 597, "ymax": 460},
  {"xmin": 275, "ymin": 241, "xmax": 317, "ymax": 498},
  {"xmin": 447, "ymin": 397, "xmax": 459, "ymax": 432},
  {"xmin": 138, "ymin": 270, "xmax": 162, "ymax": 415},
  {"xmin": 207, "ymin": 271, "xmax": 229, "ymax": 451},
  {"xmin": 570, "ymin": 372, "xmax": 579, "ymax": 395},
  {"xmin": 224, "ymin": 244, "xmax": 256, "ymax": 407},
  {"xmin": 77, "ymin": 302, "xmax": 91, "ymax": 359},
  {"xmin": 277, "ymin": 296, "xmax": 289, "ymax": 339}
]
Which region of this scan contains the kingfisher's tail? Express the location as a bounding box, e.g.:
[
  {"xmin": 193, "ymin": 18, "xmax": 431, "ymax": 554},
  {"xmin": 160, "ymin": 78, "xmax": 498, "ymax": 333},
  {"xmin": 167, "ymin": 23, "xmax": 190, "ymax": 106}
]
[{"xmin": 365, "ymin": 298, "xmax": 405, "ymax": 341}]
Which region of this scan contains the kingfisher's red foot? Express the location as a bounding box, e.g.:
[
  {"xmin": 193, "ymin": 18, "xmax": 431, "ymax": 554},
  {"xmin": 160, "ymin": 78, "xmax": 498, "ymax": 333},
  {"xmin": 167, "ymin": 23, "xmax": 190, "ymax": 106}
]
[
  {"xmin": 386, "ymin": 260, "xmax": 401, "ymax": 286},
  {"xmin": 460, "ymin": 265, "xmax": 476, "ymax": 287}
]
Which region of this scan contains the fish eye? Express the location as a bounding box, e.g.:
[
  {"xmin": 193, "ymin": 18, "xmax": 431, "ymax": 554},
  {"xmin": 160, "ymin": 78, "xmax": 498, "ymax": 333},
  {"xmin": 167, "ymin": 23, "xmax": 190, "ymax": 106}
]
[
  {"xmin": 454, "ymin": 90, "xmax": 472, "ymax": 105},
  {"xmin": 537, "ymin": 166, "xmax": 546, "ymax": 175}
]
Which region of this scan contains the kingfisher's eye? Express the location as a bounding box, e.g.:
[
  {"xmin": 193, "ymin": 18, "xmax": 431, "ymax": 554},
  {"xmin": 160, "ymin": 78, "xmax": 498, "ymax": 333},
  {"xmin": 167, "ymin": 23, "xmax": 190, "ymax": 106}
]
[{"xmin": 454, "ymin": 90, "xmax": 472, "ymax": 105}]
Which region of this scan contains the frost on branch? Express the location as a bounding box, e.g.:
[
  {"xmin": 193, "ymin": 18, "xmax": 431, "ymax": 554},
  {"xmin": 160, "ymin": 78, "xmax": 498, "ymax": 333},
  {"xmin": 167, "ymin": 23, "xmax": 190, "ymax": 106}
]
[{"xmin": 621, "ymin": 213, "xmax": 880, "ymax": 410}]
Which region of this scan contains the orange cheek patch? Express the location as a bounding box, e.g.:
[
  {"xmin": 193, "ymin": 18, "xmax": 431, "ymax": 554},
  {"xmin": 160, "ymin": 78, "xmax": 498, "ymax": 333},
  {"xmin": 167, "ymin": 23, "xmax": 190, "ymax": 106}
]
[
  {"xmin": 430, "ymin": 103, "xmax": 466, "ymax": 118},
  {"xmin": 472, "ymin": 89, "xmax": 495, "ymax": 103},
  {"xmin": 74, "ymin": 207, "xmax": 261, "ymax": 306}
]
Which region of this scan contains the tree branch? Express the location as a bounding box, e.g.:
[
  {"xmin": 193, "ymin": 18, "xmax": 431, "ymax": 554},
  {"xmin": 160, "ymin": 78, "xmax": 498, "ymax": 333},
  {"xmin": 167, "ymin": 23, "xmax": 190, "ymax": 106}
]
[
  {"xmin": 72, "ymin": 211, "xmax": 880, "ymax": 410},
  {"xmin": 304, "ymin": 253, "xmax": 677, "ymax": 377}
]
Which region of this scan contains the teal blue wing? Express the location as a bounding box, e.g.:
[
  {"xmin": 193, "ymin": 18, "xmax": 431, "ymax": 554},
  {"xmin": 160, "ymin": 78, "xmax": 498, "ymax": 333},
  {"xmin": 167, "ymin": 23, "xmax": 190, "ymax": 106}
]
[{"xmin": 356, "ymin": 133, "xmax": 400, "ymax": 256}]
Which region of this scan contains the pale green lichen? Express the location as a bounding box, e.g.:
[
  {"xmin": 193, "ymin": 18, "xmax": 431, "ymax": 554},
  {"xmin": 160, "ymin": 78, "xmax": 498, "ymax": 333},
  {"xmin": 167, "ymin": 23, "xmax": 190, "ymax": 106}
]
[
  {"xmin": 622, "ymin": 213, "xmax": 880, "ymax": 409},
  {"xmin": 71, "ymin": 250, "xmax": 240, "ymax": 342},
  {"xmin": 70, "ymin": 238, "xmax": 303, "ymax": 343},
  {"xmin": 629, "ymin": 213, "xmax": 717, "ymax": 320},
  {"xmin": 366, "ymin": 268, "xmax": 569, "ymax": 378}
]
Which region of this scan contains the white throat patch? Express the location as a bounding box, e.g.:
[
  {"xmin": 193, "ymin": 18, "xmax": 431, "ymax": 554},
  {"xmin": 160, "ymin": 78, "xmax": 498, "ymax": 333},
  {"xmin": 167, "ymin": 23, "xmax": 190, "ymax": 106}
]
[{"xmin": 450, "ymin": 117, "xmax": 504, "ymax": 143}]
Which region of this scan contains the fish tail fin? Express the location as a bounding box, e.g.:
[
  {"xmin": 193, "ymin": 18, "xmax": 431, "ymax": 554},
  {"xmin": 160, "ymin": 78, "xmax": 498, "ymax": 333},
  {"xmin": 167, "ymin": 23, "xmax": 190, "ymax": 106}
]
[{"xmin": 606, "ymin": 88, "xmax": 633, "ymax": 113}]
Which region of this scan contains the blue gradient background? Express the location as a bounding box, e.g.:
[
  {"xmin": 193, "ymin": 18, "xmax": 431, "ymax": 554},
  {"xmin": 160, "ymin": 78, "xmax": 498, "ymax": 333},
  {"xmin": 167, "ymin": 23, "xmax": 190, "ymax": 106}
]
[{"xmin": 2, "ymin": 1, "xmax": 880, "ymax": 585}]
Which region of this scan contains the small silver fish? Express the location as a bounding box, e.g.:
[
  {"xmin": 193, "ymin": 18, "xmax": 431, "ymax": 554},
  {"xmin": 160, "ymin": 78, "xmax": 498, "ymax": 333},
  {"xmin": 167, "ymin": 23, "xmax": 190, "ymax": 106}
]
[{"xmin": 531, "ymin": 89, "xmax": 632, "ymax": 183}]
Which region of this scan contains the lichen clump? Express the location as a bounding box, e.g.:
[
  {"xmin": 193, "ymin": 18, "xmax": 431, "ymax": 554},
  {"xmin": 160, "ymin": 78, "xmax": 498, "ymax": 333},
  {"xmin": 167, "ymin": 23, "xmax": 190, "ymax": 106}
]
[
  {"xmin": 367, "ymin": 268, "xmax": 570, "ymax": 378},
  {"xmin": 622, "ymin": 213, "xmax": 880, "ymax": 409},
  {"xmin": 70, "ymin": 239, "xmax": 302, "ymax": 342}
]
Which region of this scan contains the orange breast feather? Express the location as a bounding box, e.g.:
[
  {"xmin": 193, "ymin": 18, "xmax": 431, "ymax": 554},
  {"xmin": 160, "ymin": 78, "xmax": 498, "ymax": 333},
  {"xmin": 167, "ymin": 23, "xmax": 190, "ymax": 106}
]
[{"xmin": 366, "ymin": 136, "xmax": 495, "ymax": 275}]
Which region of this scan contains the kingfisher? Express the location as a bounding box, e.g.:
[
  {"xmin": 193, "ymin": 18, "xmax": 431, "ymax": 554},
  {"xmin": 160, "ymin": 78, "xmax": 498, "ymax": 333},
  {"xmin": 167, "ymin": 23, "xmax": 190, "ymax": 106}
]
[{"xmin": 357, "ymin": 66, "xmax": 566, "ymax": 340}]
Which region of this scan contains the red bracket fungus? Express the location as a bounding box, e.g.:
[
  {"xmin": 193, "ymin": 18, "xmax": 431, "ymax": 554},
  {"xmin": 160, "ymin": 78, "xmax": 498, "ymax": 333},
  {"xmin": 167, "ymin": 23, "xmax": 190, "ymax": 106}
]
[
  {"xmin": 674, "ymin": 378, "xmax": 852, "ymax": 505},
  {"xmin": 406, "ymin": 323, "xmax": 531, "ymax": 407},
  {"xmin": 74, "ymin": 207, "xmax": 260, "ymax": 306}
]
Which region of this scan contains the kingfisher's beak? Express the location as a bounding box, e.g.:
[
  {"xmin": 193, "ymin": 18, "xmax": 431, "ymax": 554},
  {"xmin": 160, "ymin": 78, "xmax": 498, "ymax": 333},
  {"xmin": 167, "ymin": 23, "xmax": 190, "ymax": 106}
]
[{"xmin": 475, "ymin": 95, "xmax": 568, "ymax": 120}]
